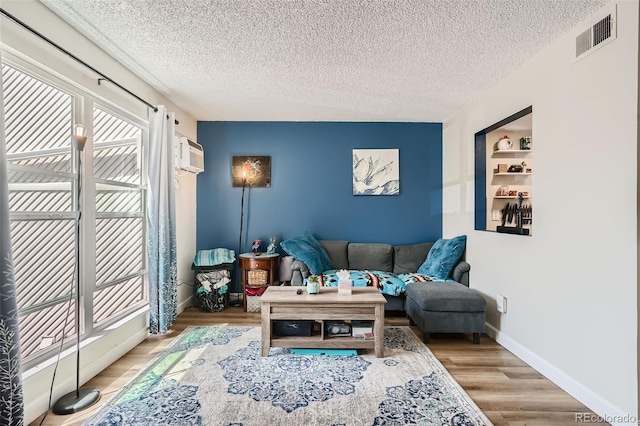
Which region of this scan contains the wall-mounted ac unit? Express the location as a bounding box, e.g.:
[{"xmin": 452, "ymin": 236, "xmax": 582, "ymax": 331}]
[{"xmin": 175, "ymin": 136, "xmax": 204, "ymax": 174}]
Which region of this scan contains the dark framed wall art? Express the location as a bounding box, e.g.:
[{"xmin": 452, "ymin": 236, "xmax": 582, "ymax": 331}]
[{"xmin": 232, "ymin": 156, "xmax": 271, "ymax": 187}]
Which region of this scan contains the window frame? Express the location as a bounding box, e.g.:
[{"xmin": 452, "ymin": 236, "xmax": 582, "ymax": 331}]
[{"xmin": 2, "ymin": 51, "xmax": 150, "ymax": 370}]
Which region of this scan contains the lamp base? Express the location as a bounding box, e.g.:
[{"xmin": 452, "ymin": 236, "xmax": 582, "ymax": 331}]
[{"xmin": 52, "ymin": 387, "xmax": 101, "ymax": 415}]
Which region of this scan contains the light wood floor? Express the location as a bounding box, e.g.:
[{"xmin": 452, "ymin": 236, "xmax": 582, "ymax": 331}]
[{"xmin": 31, "ymin": 306, "xmax": 608, "ymax": 426}]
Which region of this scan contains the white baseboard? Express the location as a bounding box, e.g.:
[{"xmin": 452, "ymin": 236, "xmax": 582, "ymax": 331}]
[
  {"xmin": 485, "ymin": 323, "xmax": 636, "ymax": 426},
  {"xmin": 177, "ymin": 295, "xmax": 194, "ymax": 313}
]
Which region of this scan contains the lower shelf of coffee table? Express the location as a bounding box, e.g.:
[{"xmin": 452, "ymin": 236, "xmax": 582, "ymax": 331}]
[{"xmin": 270, "ymin": 334, "xmax": 375, "ymax": 349}]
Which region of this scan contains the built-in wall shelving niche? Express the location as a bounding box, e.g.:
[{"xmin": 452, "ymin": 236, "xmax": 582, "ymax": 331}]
[{"xmin": 474, "ymin": 106, "xmax": 533, "ymax": 236}]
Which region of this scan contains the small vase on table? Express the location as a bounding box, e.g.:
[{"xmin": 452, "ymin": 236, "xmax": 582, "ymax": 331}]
[{"xmin": 251, "ymin": 239, "xmax": 262, "ymax": 255}]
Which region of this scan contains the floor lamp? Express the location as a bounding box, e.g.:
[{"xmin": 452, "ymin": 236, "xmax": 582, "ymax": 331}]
[
  {"xmin": 52, "ymin": 124, "xmax": 101, "ymax": 414},
  {"xmin": 238, "ymin": 170, "xmax": 247, "ymax": 256},
  {"xmin": 230, "ymin": 171, "xmax": 247, "ymax": 308}
]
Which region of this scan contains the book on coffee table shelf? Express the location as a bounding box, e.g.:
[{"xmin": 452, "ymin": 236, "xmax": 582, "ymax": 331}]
[{"xmin": 351, "ymin": 320, "xmax": 373, "ymax": 338}]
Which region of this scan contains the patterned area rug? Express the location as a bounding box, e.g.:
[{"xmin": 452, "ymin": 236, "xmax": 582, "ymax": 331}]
[{"xmin": 85, "ymin": 326, "xmax": 492, "ymax": 426}]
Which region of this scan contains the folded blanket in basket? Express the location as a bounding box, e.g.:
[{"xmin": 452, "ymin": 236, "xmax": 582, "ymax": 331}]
[{"xmin": 194, "ymin": 248, "xmax": 236, "ymax": 266}]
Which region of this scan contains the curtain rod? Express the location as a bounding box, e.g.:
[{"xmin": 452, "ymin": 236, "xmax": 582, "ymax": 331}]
[{"xmin": 0, "ymin": 8, "xmax": 179, "ymax": 125}]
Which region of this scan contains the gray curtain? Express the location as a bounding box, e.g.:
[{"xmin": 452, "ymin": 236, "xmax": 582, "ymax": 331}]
[
  {"xmin": 0, "ymin": 54, "xmax": 24, "ymax": 425},
  {"xmin": 147, "ymin": 106, "xmax": 177, "ymax": 334}
]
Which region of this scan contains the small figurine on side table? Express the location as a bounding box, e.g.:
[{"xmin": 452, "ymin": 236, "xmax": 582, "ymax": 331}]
[{"xmin": 266, "ymin": 235, "xmax": 277, "ymax": 254}]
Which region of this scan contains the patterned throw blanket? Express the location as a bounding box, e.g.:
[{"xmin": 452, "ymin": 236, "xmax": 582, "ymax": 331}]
[
  {"xmin": 317, "ymin": 270, "xmax": 436, "ymax": 297},
  {"xmin": 193, "ymin": 248, "xmax": 236, "ymax": 266}
]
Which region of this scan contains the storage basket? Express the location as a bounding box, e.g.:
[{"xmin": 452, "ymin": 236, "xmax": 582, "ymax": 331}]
[
  {"xmin": 248, "ymin": 269, "xmax": 268, "ymax": 286},
  {"xmin": 195, "ymin": 269, "xmax": 231, "ymax": 312},
  {"xmin": 246, "ymin": 295, "xmax": 261, "ymax": 312},
  {"xmin": 273, "ymin": 320, "xmax": 314, "ymax": 336}
]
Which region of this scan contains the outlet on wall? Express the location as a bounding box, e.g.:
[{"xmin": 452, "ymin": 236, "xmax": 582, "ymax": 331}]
[
  {"xmin": 492, "ymin": 210, "xmax": 501, "ymax": 221},
  {"xmin": 497, "ymin": 294, "xmax": 507, "ymax": 313}
]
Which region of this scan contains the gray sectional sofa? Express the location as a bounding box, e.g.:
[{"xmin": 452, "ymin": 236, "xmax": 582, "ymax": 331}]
[{"xmin": 289, "ymin": 240, "xmax": 487, "ymax": 343}]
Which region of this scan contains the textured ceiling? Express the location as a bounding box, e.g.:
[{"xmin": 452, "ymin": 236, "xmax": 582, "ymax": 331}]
[{"xmin": 40, "ymin": 0, "xmax": 609, "ymax": 122}]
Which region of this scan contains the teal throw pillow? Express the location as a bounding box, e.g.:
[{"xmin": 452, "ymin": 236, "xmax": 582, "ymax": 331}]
[
  {"xmin": 300, "ymin": 231, "xmax": 333, "ymax": 271},
  {"xmin": 280, "ymin": 232, "xmax": 333, "ymax": 275},
  {"xmin": 417, "ymin": 235, "xmax": 466, "ymax": 280}
]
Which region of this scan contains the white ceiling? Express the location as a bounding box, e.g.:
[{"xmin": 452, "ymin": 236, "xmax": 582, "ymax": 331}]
[{"xmin": 41, "ymin": 0, "xmax": 609, "ymax": 122}]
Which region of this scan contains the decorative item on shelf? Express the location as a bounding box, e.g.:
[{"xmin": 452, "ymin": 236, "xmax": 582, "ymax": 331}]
[
  {"xmin": 507, "ymin": 163, "xmax": 523, "ymax": 173},
  {"xmin": 266, "ymin": 235, "xmax": 277, "ymax": 254},
  {"xmin": 520, "ymin": 136, "xmax": 532, "ymax": 150},
  {"xmin": 500, "ymin": 202, "xmax": 509, "ymax": 226},
  {"xmin": 497, "ymin": 192, "xmax": 530, "ymax": 235},
  {"xmin": 508, "ymin": 190, "xmax": 517, "ymax": 196},
  {"xmin": 516, "ymin": 192, "xmax": 525, "ymax": 228},
  {"xmin": 251, "ymin": 239, "xmax": 262, "ymax": 255},
  {"xmin": 497, "ymin": 164, "xmax": 508, "ymax": 173},
  {"xmin": 306, "ymin": 274, "xmax": 320, "ymax": 294},
  {"xmin": 497, "ymin": 135, "xmax": 513, "ymax": 151},
  {"xmin": 526, "ymin": 168, "xmax": 532, "ymax": 173},
  {"xmin": 522, "ymin": 203, "xmax": 533, "ymax": 224},
  {"xmin": 496, "ymin": 185, "xmax": 510, "ymax": 196}
]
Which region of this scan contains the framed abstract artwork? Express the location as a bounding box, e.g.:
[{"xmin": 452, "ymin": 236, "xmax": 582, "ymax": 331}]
[
  {"xmin": 232, "ymin": 156, "xmax": 271, "ymax": 187},
  {"xmin": 352, "ymin": 149, "xmax": 399, "ymax": 195}
]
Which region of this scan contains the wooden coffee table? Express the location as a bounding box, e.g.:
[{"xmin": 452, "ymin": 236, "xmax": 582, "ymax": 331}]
[{"xmin": 259, "ymin": 286, "xmax": 386, "ymax": 357}]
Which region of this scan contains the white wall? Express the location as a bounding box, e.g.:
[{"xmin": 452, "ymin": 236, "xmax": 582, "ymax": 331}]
[
  {"xmin": 443, "ymin": 1, "xmax": 638, "ymax": 422},
  {"xmin": 0, "ymin": 1, "xmax": 198, "ymax": 423},
  {"xmin": 175, "ymin": 171, "xmax": 198, "ymax": 311}
]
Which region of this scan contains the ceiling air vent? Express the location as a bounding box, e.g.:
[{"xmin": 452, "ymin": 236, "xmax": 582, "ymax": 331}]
[{"xmin": 574, "ymin": 4, "xmax": 616, "ymax": 62}]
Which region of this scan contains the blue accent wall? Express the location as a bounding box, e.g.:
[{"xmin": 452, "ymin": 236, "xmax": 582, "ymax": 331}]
[{"xmin": 196, "ymin": 121, "xmax": 442, "ymax": 286}]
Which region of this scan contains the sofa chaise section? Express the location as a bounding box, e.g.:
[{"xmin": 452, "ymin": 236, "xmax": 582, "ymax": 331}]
[{"xmin": 405, "ymin": 280, "xmax": 487, "ymax": 344}]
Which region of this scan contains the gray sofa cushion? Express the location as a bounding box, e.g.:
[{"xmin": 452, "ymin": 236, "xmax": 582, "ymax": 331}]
[
  {"xmin": 348, "ymin": 243, "xmax": 393, "ymax": 272},
  {"xmin": 393, "ymin": 242, "xmax": 433, "ymax": 274},
  {"xmin": 405, "ymin": 281, "xmax": 486, "ymax": 312},
  {"xmin": 320, "ymin": 240, "xmax": 349, "ymax": 270}
]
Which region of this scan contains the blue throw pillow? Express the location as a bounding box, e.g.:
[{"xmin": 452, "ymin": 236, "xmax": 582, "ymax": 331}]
[
  {"xmin": 417, "ymin": 235, "xmax": 466, "ymax": 280},
  {"xmin": 280, "ymin": 232, "xmax": 333, "ymax": 275},
  {"xmin": 301, "ymin": 231, "xmax": 333, "ymax": 271}
]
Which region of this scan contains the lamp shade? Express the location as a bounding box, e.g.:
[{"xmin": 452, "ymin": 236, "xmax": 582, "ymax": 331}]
[{"xmin": 73, "ymin": 124, "xmax": 87, "ymax": 151}]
